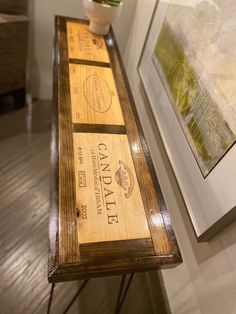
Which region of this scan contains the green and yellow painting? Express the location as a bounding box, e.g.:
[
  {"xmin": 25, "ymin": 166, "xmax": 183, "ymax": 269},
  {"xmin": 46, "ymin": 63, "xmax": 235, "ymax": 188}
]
[{"xmin": 153, "ymin": 0, "xmax": 236, "ymax": 177}]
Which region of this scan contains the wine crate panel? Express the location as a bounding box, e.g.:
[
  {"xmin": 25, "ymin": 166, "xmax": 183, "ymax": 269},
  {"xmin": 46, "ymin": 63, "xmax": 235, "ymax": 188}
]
[
  {"xmin": 67, "ymin": 21, "xmax": 110, "ymax": 62},
  {"xmin": 69, "ymin": 63, "xmax": 125, "ymax": 126},
  {"xmin": 79, "ymin": 238, "xmax": 155, "ymax": 260},
  {"xmin": 73, "ymin": 132, "xmax": 151, "ymax": 244}
]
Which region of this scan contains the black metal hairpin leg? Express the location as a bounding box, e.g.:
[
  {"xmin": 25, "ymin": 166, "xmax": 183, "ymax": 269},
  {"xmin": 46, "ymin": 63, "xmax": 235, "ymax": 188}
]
[
  {"xmin": 115, "ymin": 274, "xmax": 134, "ymax": 314},
  {"xmin": 47, "ymin": 283, "xmax": 55, "ymax": 314},
  {"xmin": 63, "ymin": 279, "xmax": 90, "ymax": 314}
]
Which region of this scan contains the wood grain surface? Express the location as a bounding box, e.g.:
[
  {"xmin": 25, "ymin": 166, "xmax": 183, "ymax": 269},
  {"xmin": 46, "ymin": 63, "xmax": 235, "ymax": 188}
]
[
  {"xmin": 73, "ymin": 132, "xmax": 151, "ymax": 244},
  {"xmin": 69, "ymin": 63, "xmax": 124, "ymax": 126},
  {"xmin": 55, "ymin": 17, "xmax": 78, "ymax": 266},
  {"xmin": 0, "ymin": 100, "xmax": 167, "ymax": 314},
  {"xmin": 67, "ymin": 21, "xmax": 110, "ymax": 63},
  {"xmin": 105, "ymin": 32, "xmax": 173, "ymax": 256},
  {"xmin": 73, "ymin": 123, "xmax": 126, "ymax": 134},
  {"xmin": 79, "ymin": 238, "xmax": 155, "ymax": 260},
  {"xmin": 49, "ymin": 16, "xmax": 182, "ymax": 283}
]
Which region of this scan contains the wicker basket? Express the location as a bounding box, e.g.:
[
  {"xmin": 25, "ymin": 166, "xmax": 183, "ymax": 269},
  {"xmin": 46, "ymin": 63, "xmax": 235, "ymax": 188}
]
[{"xmin": 0, "ymin": 2, "xmax": 28, "ymax": 96}]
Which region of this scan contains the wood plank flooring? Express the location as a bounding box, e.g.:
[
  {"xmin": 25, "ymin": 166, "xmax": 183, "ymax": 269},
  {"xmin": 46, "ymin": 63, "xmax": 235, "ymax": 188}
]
[{"xmin": 0, "ymin": 100, "xmax": 165, "ymax": 314}]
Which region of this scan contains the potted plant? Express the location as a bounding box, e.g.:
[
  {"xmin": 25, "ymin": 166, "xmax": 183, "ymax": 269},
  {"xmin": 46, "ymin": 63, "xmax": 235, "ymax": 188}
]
[{"xmin": 83, "ymin": 0, "xmax": 123, "ymax": 35}]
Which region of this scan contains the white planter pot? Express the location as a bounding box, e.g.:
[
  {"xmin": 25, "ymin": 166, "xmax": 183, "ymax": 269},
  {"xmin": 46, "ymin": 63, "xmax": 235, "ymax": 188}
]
[{"xmin": 83, "ymin": 0, "xmax": 122, "ymax": 35}]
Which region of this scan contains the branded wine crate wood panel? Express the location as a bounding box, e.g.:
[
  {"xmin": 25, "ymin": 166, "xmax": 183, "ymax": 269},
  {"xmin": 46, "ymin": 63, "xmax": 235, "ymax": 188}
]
[
  {"xmin": 69, "ymin": 63, "xmax": 125, "ymax": 126},
  {"xmin": 73, "ymin": 132, "xmax": 151, "ymax": 244},
  {"xmin": 67, "ymin": 21, "xmax": 110, "ymax": 63},
  {"xmin": 49, "ymin": 16, "xmax": 182, "ymax": 283}
]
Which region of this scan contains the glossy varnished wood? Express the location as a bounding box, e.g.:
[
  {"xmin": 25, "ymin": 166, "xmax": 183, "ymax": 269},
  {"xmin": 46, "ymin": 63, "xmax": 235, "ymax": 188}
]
[
  {"xmin": 73, "ymin": 132, "xmax": 151, "ymax": 244},
  {"xmin": 79, "ymin": 238, "xmax": 155, "ymax": 260},
  {"xmin": 67, "ymin": 21, "xmax": 110, "ymax": 63},
  {"xmin": 0, "ymin": 101, "xmax": 167, "ymax": 313},
  {"xmin": 69, "ymin": 63, "xmax": 125, "ymax": 126},
  {"xmin": 54, "ymin": 17, "xmax": 78, "ymax": 266},
  {"xmin": 49, "ymin": 16, "xmax": 182, "ymax": 283},
  {"xmin": 105, "ymin": 28, "xmax": 181, "ymax": 256},
  {"xmin": 73, "ymin": 123, "xmax": 126, "ymax": 134}
]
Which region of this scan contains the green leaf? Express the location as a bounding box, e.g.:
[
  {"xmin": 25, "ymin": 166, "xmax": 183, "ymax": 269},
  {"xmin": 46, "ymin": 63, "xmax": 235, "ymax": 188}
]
[{"xmin": 92, "ymin": 0, "xmax": 122, "ymax": 6}]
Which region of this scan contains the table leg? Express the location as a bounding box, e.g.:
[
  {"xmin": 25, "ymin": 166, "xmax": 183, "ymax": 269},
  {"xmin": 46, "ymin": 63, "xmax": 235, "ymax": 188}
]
[
  {"xmin": 63, "ymin": 279, "xmax": 89, "ymax": 314},
  {"xmin": 47, "ymin": 283, "xmax": 55, "ymax": 314},
  {"xmin": 115, "ymin": 274, "xmax": 134, "ymax": 313}
]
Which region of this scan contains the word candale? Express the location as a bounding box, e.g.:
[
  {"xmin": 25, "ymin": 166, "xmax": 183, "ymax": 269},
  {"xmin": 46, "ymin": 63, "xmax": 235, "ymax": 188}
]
[{"xmin": 91, "ymin": 143, "xmax": 119, "ymax": 225}]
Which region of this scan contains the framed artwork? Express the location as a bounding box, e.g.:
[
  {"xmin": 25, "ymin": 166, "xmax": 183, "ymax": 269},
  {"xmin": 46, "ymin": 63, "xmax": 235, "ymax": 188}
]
[{"xmin": 139, "ymin": 0, "xmax": 236, "ymax": 241}]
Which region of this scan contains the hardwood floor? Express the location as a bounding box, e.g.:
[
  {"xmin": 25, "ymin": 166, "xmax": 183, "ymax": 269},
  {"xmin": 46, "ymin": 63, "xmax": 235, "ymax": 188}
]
[{"xmin": 0, "ymin": 101, "xmax": 166, "ymax": 314}]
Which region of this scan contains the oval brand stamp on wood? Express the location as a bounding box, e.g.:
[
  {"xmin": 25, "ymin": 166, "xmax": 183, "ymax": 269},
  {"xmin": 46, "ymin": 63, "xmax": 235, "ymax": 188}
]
[
  {"xmin": 69, "ymin": 63, "xmax": 125, "ymax": 125},
  {"xmin": 83, "ymin": 75, "xmax": 113, "ymax": 113}
]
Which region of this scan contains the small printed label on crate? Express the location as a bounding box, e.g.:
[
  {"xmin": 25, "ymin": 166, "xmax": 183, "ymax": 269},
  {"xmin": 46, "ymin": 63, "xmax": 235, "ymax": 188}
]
[{"xmin": 73, "ymin": 132, "xmax": 151, "ymax": 244}]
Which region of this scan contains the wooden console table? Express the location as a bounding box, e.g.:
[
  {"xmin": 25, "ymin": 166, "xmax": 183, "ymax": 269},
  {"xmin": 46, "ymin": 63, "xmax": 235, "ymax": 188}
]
[{"xmin": 48, "ymin": 15, "xmax": 182, "ymax": 313}]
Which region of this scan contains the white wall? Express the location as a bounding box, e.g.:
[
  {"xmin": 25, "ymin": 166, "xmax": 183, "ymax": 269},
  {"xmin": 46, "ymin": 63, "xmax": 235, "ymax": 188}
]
[
  {"xmin": 29, "ymin": 1, "xmax": 236, "ymax": 313},
  {"xmin": 121, "ymin": 1, "xmax": 236, "ymax": 314},
  {"xmin": 28, "ymin": 0, "xmax": 85, "ymax": 99}
]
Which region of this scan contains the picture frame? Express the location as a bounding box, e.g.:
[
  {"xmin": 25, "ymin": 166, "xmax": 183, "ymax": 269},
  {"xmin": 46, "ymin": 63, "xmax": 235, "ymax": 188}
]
[{"xmin": 138, "ymin": 0, "xmax": 236, "ymax": 241}]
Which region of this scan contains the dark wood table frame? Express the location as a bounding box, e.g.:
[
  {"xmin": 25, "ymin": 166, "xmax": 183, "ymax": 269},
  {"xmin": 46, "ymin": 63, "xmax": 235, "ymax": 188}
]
[{"xmin": 48, "ymin": 15, "xmax": 182, "ymax": 313}]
